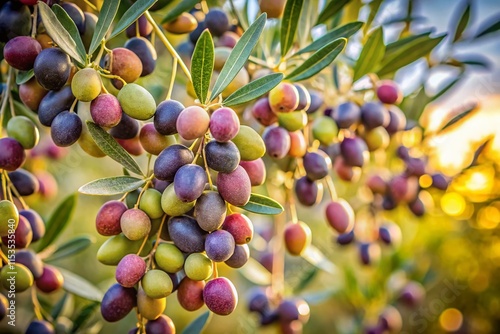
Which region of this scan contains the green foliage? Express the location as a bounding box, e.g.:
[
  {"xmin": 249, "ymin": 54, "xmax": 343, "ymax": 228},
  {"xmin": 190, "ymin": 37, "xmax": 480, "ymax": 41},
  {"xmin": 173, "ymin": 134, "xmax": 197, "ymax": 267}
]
[
  {"xmin": 281, "ymin": 0, "xmax": 304, "ymax": 57},
  {"xmin": 353, "ymin": 27, "xmax": 385, "ymax": 81},
  {"xmin": 45, "ymin": 235, "xmax": 95, "ymax": 262},
  {"xmin": 89, "ymin": 0, "xmax": 121, "ymax": 55},
  {"xmin": 78, "ymin": 176, "xmax": 146, "ymax": 196},
  {"xmin": 223, "ymin": 73, "xmax": 283, "ymax": 106},
  {"xmin": 110, "ymin": 0, "xmax": 158, "ymax": 39},
  {"xmin": 181, "ymin": 311, "xmax": 212, "ymax": 334},
  {"xmin": 452, "ymin": 1, "xmax": 471, "ymax": 42},
  {"xmin": 57, "ymin": 267, "xmax": 104, "ymax": 302},
  {"xmin": 191, "ymin": 30, "xmax": 214, "ymax": 104},
  {"xmin": 316, "ymin": 0, "xmax": 351, "ymax": 25},
  {"xmin": 238, "ymin": 193, "xmax": 284, "ymax": 215},
  {"xmin": 52, "ymin": 4, "xmax": 87, "ymax": 62},
  {"xmin": 15, "ymin": 69, "xmax": 34, "ymax": 85}
]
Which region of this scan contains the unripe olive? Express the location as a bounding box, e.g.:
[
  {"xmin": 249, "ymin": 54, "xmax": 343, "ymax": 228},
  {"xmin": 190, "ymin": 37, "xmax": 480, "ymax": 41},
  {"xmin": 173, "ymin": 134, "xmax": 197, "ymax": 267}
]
[
  {"xmin": 312, "ymin": 116, "xmax": 338, "ymax": 145},
  {"xmin": 97, "ymin": 233, "xmax": 152, "ymax": 266},
  {"xmin": 142, "ymin": 269, "xmax": 173, "ymax": 299},
  {"xmin": 154, "ymin": 243, "xmax": 184, "ymax": 273},
  {"xmin": 6, "ymin": 116, "xmax": 39, "ymax": 149},
  {"xmin": 1, "ymin": 263, "xmax": 33, "ymax": 292},
  {"xmin": 139, "ymin": 188, "xmax": 164, "ymax": 219},
  {"xmin": 231, "ymin": 125, "xmax": 266, "ymax": 161},
  {"xmin": 117, "ymin": 83, "xmax": 156, "ymax": 120},
  {"xmin": 161, "ymin": 183, "xmax": 196, "ymax": 216},
  {"xmin": 277, "ymin": 110, "xmax": 307, "ymax": 132},
  {"xmin": 137, "ymin": 287, "xmax": 166, "ymax": 320},
  {"xmin": 0, "ymin": 200, "xmax": 19, "ymax": 237},
  {"xmin": 120, "ymin": 209, "xmax": 151, "ymax": 241},
  {"xmin": 184, "ymin": 253, "xmax": 213, "ymax": 281},
  {"xmin": 71, "ymin": 68, "xmax": 102, "ymax": 102}
]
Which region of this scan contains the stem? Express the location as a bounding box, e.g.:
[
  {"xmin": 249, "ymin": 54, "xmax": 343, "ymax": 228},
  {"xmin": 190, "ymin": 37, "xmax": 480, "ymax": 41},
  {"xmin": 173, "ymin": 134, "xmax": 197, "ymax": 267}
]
[
  {"xmin": 146, "ymin": 214, "xmax": 168, "ymax": 268},
  {"xmin": 166, "ymin": 57, "xmax": 177, "ymax": 101},
  {"xmin": 325, "ymin": 174, "xmax": 338, "ymax": 200},
  {"xmin": 31, "ymin": 288, "xmax": 43, "ymax": 320},
  {"xmin": 134, "ymin": 178, "xmax": 153, "ymax": 209},
  {"xmin": 83, "ymin": 0, "xmax": 98, "ymax": 11},
  {"xmin": 31, "ymin": 5, "xmax": 38, "ymax": 38},
  {"xmin": 201, "ymin": 137, "xmax": 214, "ymax": 189},
  {"xmin": 136, "ymin": 234, "xmax": 150, "ymax": 256},
  {"xmin": 144, "ymin": 11, "xmax": 192, "ymax": 82},
  {"xmin": 69, "ymin": 98, "xmax": 78, "ymax": 113},
  {"xmin": 0, "ymin": 67, "xmax": 14, "ymax": 133},
  {"xmin": 1, "ymin": 171, "xmax": 7, "ymax": 201},
  {"xmin": 212, "ymin": 261, "xmax": 218, "ymax": 278},
  {"xmin": 146, "ymin": 154, "xmax": 152, "ymax": 175},
  {"xmin": 99, "ymin": 72, "xmax": 127, "ymax": 86},
  {"xmin": 248, "ymin": 56, "xmax": 273, "ymax": 68},
  {"xmin": 4, "ymin": 171, "xmax": 28, "ymax": 210},
  {"xmin": 0, "ymin": 250, "xmax": 9, "ymax": 265},
  {"xmin": 271, "ymin": 200, "xmax": 286, "ymax": 300},
  {"xmin": 200, "ymin": 0, "xmax": 209, "ymax": 14}
]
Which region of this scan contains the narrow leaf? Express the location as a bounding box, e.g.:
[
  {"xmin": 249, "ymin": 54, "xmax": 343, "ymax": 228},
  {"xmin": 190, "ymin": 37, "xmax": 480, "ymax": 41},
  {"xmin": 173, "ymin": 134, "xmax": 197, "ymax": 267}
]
[
  {"xmin": 16, "ymin": 69, "xmax": 34, "ymax": 85},
  {"xmin": 296, "ymin": 21, "xmax": 363, "ymax": 55},
  {"xmin": 223, "ymin": 73, "xmax": 283, "ymax": 106},
  {"xmin": 110, "ymin": 0, "xmax": 158, "ymax": 39},
  {"xmin": 353, "ymin": 27, "xmax": 385, "ymax": 81},
  {"xmin": 38, "ymin": 2, "xmax": 85, "ymax": 64},
  {"xmin": 455, "ymin": 54, "xmax": 491, "ymax": 68},
  {"xmin": 286, "ymin": 38, "xmax": 346, "ymax": 82},
  {"xmin": 473, "ymin": 16, "xmax": 500, "ymax": 39},
  {"xmin": 210, "ymin": 13, "xmax": 267, "ymax": 101},
  {"xmin": 71, "ymin": 302, "xmax": 100, "ymax": 334},
  {"xmin": 452, "ymin": 2, "xmax": 471, "ymax": 42},
  {"xmin": 301, "ymin": 245, "xmax": 337, "ymax": 274},
  {"xmin": 51, "ymin": 293, "xmax": 71, "ymax": 320},
  {"xmin": 89, "ymin": 0, "xmax": 121, "ymax": 55},
  {"xmin": 161, "ymin": 0, "xmax": 199, "ymax": 24},
  {"xmin": 79, "ymin": 176, "xmax": 145, "ymax": 196},
  {"xmin": 191, "ymin": 30, "xmax": 214, "ymax": 104},
  {"xmin": 56, "ymin": 267, "xmax": 104, "ymax": 302},
  {"xmin": 181, "ymin": 311, "xmax": 212, "ymax": 334},
  {"xmin": 238, "ymin": 257, "xmax": 272, "ymax": 285},
  {"xmin": 37, "ymin": 194, "xmax": 78, "ymax": 252},
  {"xmin": 316, "ymin": 0, "xmax": 350, "ymax": 25},
  {"xmin": 468, "ymin": 136, "xmax": 493, "ymax": 168},
  {"xmin": 294, "ymin": 267, "xmax": 319, "ymax": 293},
  {"xmin": 238, "ymin": 193, "xmax": 284, "ymax": 215},
  {"xmin": 439, "ymin": 104, "xmax": 478, "ymax": 132},
  {"xmin": 52, "ymin": 4, "xmax": 87, "ymax": 62},
  {"xmin": 281, "ymin": 0, "xmax": 304, "ymax": 57},
  {"xmin": 364, "ymin": 0, "xmax": 383, "ymax": 33},
  {"xmin": 86, "ymin": 121, "xmax": 144, "ymax": 176},
  {"xmin": 385, "ymin": 31, "xmax": 433, "ymax": 57},
  {"xmin": 430, "ymin": 74, "xmax": 463, "ymax": 102},
  {"xmin": 45, "ymin": 235, "xmax": 95, "ymax": 262},
  {"xmin": 377, "ymin": 34, "xmax": 446, "ymax": 77}
]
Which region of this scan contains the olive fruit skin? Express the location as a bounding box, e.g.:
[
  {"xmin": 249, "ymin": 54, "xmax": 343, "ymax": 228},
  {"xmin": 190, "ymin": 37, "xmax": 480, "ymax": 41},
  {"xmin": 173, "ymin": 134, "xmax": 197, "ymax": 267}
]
[
  {"xmin": 361, "ymin": 102, "xmax": 389, "ymax": 130},
  {"xmin": 90, "ymin": 93, "xmax": 122, "ymax": 128},
  {"xmin": 25, "ymin": 320, "xmax": 55, "ymax": 334},
  {"xmin": 117, "ymin": 83, "xmax": 156, "ymax": 121},
  {"xmin": 38, "ymin": 86, "xmax": 75, "ymax": 126},
  {"xmin": 332, "ymin": 102, "xmax": 361, "ymax": 128},
  {"xmin": 222, "ymin": 213, "xmax": 253, "ymax": 244},
  {"xmin": 3, "ymin": 36, "xmax": 41, "ymax": 71},
  {"xmin": 120, "ymin": 208, "xmax": 151, "ymax": 241},
  {"xmin": 161, "ymin": 183, "xmax": 195, "ymax": 217},
  {"xmin": 138, "ymin": 188, "xmax": 164, "ymax": 219},
  {"xmin": 164, "ymin": 12, "xmax": 198, "ymax": 34},
  {"xmin": 1, "ymin": 215, "xmax": 32, "ymax": 248},
  {"xmin": 263, "ymin": 126, "xmax": 291, "ymax": 159},
  {"xmin": 95, "ymin": 200, "xmax": 127, "ymax": 236},
  {"xmin": 34, "ymin": 48, "xmax": 72, "ymax": 91},
  {"xmin": 19, "ymin": 78, "xmax": 48, "ymax": 112},
  {"xmin": 176, "ymin": 106, "xmax": 210, "ymax": 140},
  {"xmin": 97, "ymin": 233, "xmax": 152, "ymax": 266},
  {"xmin": 105, "ymin": 48, "xmax": 143, "ymax": 88},
  {"xmin": 154, "ymin": 243, "xmax": 184, "ymax": 273},
  {"xmin": 340, "ymin": 137, "xmax": 369, "ymax": 168},
  {"xmin": 217, "ymin": 165, "xmax": 251, "ymax": 206},
  {"xmin": 0, "ymin": 138, "xmax": 26, "ymax": 171},
  {"xmin": 185, "ymin": 252, "xmax": 213, "ymax": 281},
  {"xmin": 325, "ymin": 199, "xmax": 355, "ymax": 234},
  {"xmin": 154, "ymin": 144, "xmax": 194, "ymax": 181},
  {"xmin": 100, "ymin": 284, "xmax": 137, "ymax": 322},
  {"xmin": 110, "ymin": 113, "xmax": 140, "ymax": 139},
  {"xmin": 61, "ymin": 2, "xmax": 86, "ymax": 34},
  {"xmin": 137, "ymin": 287, "xmax": 166, "ymax": 320},
  {"xmin": 259, "ymin": 0, "xmax": 286, "ymax": 18},
  {"xmin": 232, "ymin": 126, "xmax": 266, "ymax": 161},
  {"xmin": 71, "ymin": 68, "xmax": 102, "ymax": 102},
  {"xmin": 194, "ymin": 191, "xmax": 226, "ymax": 232},
  {"xmin": 50, "ymin": 111, "xmax": 83, "ymax": 147},
  {"xmin": 145, "ymin": 314, "xmax": 176, "ymax": 334},
  {"xmin": 124, "ymin": 37, "xmax": 157, "ymax": 77},
  {"xmin": 154, "ymin": 100, "xmax": 185, "ymax": 135},
  {"xmin": 16, "ymin": 249, "xmax": 43, "ymax": 279},
  {"xmin": 115, "ymin": 254, "xmax": 146, "ymax": 288},
  {"xmin": 168, "ymin": 216, "xmax": 206, "ymax": 253},
  {"xmin": 252, "ymin": 97, "xmax": 278, "ymax": 126},
  {"xmin": 139, "ymin": 123, "xmax": 176, "ymax": 156},
  {"xmin": 225, "ymin": 244, "xmax": 250, "ymax": 268},
  {"xmin": 6, "ymin": 116, "xmax": 39, "ymax": 149},
  {"xmin": 377, "ymin": 80, "xmax": 402, "ymax": 104},
  {"xmin": 174, "ymin": 164, "xmax": 207, "ymax": 202},
  {"xmin": 205, "ymin": 8, "xmax": 230, "ymax": 37},
  {"xmin": 303, "ymin": 151, "xmax": 331, "ymax": 181},
  {"xmin": 177, "ymin": 277, "xmax": 205, "ymax": 311},
  {"xmin": 205, "ymin": 140, "xmax": 240, "ymax": 173},
  {"xmin": 205, "ymin": 230, "xmax": 235, "ymax": 262},
  {"xmin": 35, "ymin": 265, "xmax": 64, "ymax": 293},
  {"xmin": 141, "ymin": 269, "xmax": 173, "ymax": 298},
  {"xmin": 0, "ymin": 1, "xmax": 32, "ymax": 43},
  {"xmin": 268, "ymin": 83, "xmax": 299, "ymax": 113},
  {"xmin": 312, "ymin": 116, "xmax": 338, "ymax": 145},
  {"xmin": 8, "ymin": 169, "xmax": 39, "ymax": 196},
  {"xmin": 1, "ymin": 263, "xmax": 33, "ymax": 292},
  {"xmin": 284, "ymin": 221, "xmax": 312, "ymax": 256},
  {"xmin": 125, "ymin": 15, "xmax": 153, "ymax": 38},
  {"xmin": 239, "ymin": 159, "xmax": 266, "ymax": 186},
  {"xmin": 209, "ymin": 107, "xmax": 240, "ymax": 142},
  {"xmin": 0, "ymin": 200, "xmax": 19, "ymax": 236},
  {"xmin": 203, "ymin": 277, "xmax": 238, "ymax": 315}
]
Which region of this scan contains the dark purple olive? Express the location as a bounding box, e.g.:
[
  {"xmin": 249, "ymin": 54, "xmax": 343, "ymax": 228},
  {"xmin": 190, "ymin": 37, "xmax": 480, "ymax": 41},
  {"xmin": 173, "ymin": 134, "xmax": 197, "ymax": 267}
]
[{"xmin": 332, "ymin": 102, "xmax": 361, "ymax": 128}]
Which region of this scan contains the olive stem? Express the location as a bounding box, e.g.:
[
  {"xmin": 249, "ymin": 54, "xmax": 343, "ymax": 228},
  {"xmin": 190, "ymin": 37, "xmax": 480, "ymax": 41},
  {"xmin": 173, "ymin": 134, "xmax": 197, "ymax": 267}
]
[
  {"xmin": 4, "ymin": 171, "xmax": 28, "ymax": 210},
  {"xmin": 144, "ymin": 11, "xmax": 192, "ymax": 82},
  {"xmin": 201, "ymin": 136, "xmax": 214, "ymax": 190},
  {"xmin": 98, "ymin": 72, "xmax": 127, "ymax": 87},
  {"xmin": 325, "ymin": 174, "xmax": 338, "ymax": 200},
  {"xmin": 166, "ymin": 57, "xmax": 178, "ymax": 101},
  {"xmin": 134, "ymin": 178, "xmax": 153, "ymax": 209},
  {"xmin": 200, "ymin": 0, "xmax": 209, "ymax": 14},
  {"xmin": 0, "ymin": 67, "xmax": 14, "ymax": 133},
  {"xmin": 31, "ymin": 5, "xmax": 38, "ymax": 38},
  {"xmin": 146, "ymin": 214, "xmax": 168, "ymax": 269},
  {"xmin": 69, "ymin": 98, "xmax": 78, "ymax": 113},
  {"xmin": 248, "ymin": 56, "xmax": 272, "ymax": 68},
  {"xmin": 136, "ymin": 234, "xmax": 150, "ymax": 256},
  {"xmin": 2, "ymin": 171, "xmax": 14, "ymax": 203},
  {"xmin": 270, "ymin": 193, "xmax": 286, "ymax": 301},
  {"xmin": 0, "ymin": 250, "xmax": 9, "ymax": 265},
  {"xmin": 1, "ymin": 170, "xmax": 7, "ymax": 201},
  {"xmin": 31, "ymin": 287, "xmax": 44, "ymax": 321},
  {"xmin": 83, "ymin": 0, "xmax": 97, "ymax": 11},
  {"xmin": 212, "ymin": 261, "xmax": 218, "ymax": 278},
  {"xmin": 146, "ymin": 154, "xmax": 152, "ymax": 175},
  {"xmin": 286, "ymin": 184, "xmax": 298, "ymax": 224}
]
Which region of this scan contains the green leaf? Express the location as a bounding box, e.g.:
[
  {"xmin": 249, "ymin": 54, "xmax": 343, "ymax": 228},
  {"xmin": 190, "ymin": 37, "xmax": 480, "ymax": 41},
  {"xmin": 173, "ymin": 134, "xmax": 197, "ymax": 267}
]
[
  {"xmin": 16, "ymin": 69, "xmax": 34, "ymax": 85},
  {"xmin": 210, "ymin": 13, "xmax": 267, "ymax": 101},
  {"xmin": 316, "ymin": 0, "xmax": 350, "ymax": 25},
  {"xmin": 86, "ymin": 121, "xmax": 144, "ymax": 176},
  {"xmin": 45, "ymin": 235, "xmax": 95, "ymax": 263},
  {"xmin": 110, "ymin": 0, "xmax": 158, "ymax": 39},
  {"xmin": 56, "ymin": 267, "xmax": 104, "ymax": 302},
  {"xmin": 301, "ymin": 245, "xmax": 337, "ymax": 274},
  {"xmin": 71, "ymin": 302, "xmax": 100, "ymax": 334},
  {"xmin": 377, "ymin": 34, "xmax": 446, "ymax": 77},
  {"xmin": 430, "ymin": 74, "xmax": 463, "ymax": 102},
  {"xmin": 181, "ymin": 311, "xmax": 212, "ymax": 334},
  {"xmin": 473, "ymin": 16, "xmax": 500, "ymax": 39},
  {"xmin": 452, "ymin": 2, "xmax": 471, "ymax": 42},
  {"xmin": 238, "ymin": 257, "xmax": 272, "ymax": 285},
  {"xmin": 280, "ymin": 0, "xmax": 304, "ymax": 57},
  {"xmin": 223, "ymin": 73, "xmax": 283, "ymax": 107},
  {"xmin": 238, "ymin": 193, "xmax": 284, "ymax": 215},
  {"xmin": 52, "ymin": 4, "xmax": 87, "ymax": 63},
  {"xmin": 37, "ymin": 194, "xmax": 78, "ymax": 252},
  {"xmin": 286, "ymin": 38, "xmax": 346, "ymax": 82},
  {"xmin": 295, "ymin": 21, "xmax": 363, "ymax": 55},
  {"xmin": 293, "ymin": 267, "xmax": 319, "ymax": 293},
  {"xmin": 161, "ymin": 0, "xmax": 199, "ymax": 24},
  {"xmin": 439, "ymin": 104, "xmax": 478, "ymax": 133},
  {"xmin": 78, "ymin": 176, "xmax": 145, "ymax": 196},
  {"xmin": 89, "ymin": 0, "xmax": 121, "ymax": 55},
  {"xmin": 51, "ymin": 293, "xmax": 71, "ymax": 320},
  {"xmin": 455, "ymin": 54, "xmax": 491, "ymax": 68},
  {"xmin": 353, "ymin": 27, "xmax": 385, "ymax": 82},
  {"xmin": 38, "ymin": 2, "xmax": 86, "ymax": 64},
  {"xmin": 364, "ymin": 0, "xmax": 383, "ymax": 34},
  {"xmin": 191, "ymin": 29, "xmax": 214, "ymax": 104},
  {"xmin": 384, "ymin": 31, "xmax": 433, "ymax": 57},
  {"xmin": 12, "ymin": 100, "xmax": 37, "ymax": 123}
]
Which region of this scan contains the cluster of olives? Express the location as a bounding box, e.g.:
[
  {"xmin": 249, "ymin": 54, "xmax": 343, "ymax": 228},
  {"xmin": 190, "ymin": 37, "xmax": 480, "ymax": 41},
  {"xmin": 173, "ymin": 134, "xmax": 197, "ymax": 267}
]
[{"xmin": 247, "ymin": 287, "xmax": 311, "ymax": 333}]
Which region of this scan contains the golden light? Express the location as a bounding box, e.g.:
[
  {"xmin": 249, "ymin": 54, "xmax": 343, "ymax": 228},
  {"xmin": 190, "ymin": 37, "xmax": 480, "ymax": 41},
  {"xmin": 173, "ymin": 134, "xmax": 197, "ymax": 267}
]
[
  {"xmin": 419, "ymin": 174, "xmax": 433, "ymax": 188},
  {"xmin": 441, "ymin": 192, "xmax": 466, "ymax": 216},
  {"xmin": 465, "ymin": 170, "xmax": 492, "ymax": 193},
  {"xmin": 439, "ymin": 308, "xmax": 463, "ymax": 332},
  {"xmin": 477, "ymin": 206, "xmax": 500, "ymax": 229}
]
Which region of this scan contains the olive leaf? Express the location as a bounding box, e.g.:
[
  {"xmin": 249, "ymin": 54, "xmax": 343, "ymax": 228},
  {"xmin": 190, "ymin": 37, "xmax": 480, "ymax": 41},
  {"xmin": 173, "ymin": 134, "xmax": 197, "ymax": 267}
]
[
  {"xmin": 56, "ymin": 267, "xmax": 104, "ymax": 302},
  {"xmin": 89, "ymin": 0, "xmax": 121, "ymax": 55},
  {"xmin": 37, "ymin": 194, "xmax": 78, "ymax": 252},
  {"xmin": 438, "ymin": 104, "xmax": 478, "ymax": 133},
  {"xmin": 238, "ymin": 193, "xmax": 284, "ymax": 215},
  {"xmin": 71, "ymin": 301, "xmax": 100, "ymax": 334},
  {"xmin": 286, "ymin": 38, "xmax": 346, "ymax": 82},
  {"xmin": 86, "ymin": 121, "xmax": 145, "ymax": 176},
  {"xmin": 38, "ymin": 2, "xmax": 86, "ymax": 65},
  {"xmin": 223, "ymin": 73, "xmax": 283, "ymax": 107},
  {"xmin": 316, "ymin": 0, "xmax": 350, "ymax": 25},
  {"xmin": 384, "ymin": 31, "xmax": 433, "ymax": 58},
  {"xmin": 281, "ymin": 0, "xmax": 304, "ymax": 57},
  {"xmin": 44, "ymin": 235, "xmax": 95, "ymax": 262},
  {"xmin": 191, "ymin": 29, "xmax": 214, "ymax": 104},
  {"xmin": 52, "ymin": 4, "xmax": 87, "ymax": 63},
  {"xmin": 79, "ymin": 176, "xmax": 146, "ymax": 196},
  {"xmin": 181, "ymin": 311, "xmax": 212, "ymax": 334},
  {"xmin": 353, "ymin": 27, "xmax": 385, "ymax": 82},
  {"xmin": 295, "ymin": 21, "xmax": 363, "ymax": 55},
  {"xmin": 110, "ymin": 0, "xmax": 158, "ymax": 39},
  {"xmin": 161, "ymin": 0, "xmax": 199, "ymax": 24},
  {"xmin": 473, "ymin": 15, "xmax": 500, "ymax": 39},
  {"xmin": 16, "ymin": 69, "xmax": 34, "ymax": 85},
  {"xmin": 209, "ymin": 13, "xmax": 267, "ymax": 101},
  {"xmin": 301, "ymin": 245, "xmax": 338, "ymax": 274},
  {"xmin": 452, "ymin": 1, "xmax": 471, "ymax": 42}
]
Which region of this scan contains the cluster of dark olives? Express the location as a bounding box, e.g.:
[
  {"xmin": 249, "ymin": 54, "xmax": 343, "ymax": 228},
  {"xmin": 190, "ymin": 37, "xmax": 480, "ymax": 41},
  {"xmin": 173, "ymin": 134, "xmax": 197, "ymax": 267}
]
[{"xmin": 247, "ymin": 287, "xmax": 311, "ymax": 332}]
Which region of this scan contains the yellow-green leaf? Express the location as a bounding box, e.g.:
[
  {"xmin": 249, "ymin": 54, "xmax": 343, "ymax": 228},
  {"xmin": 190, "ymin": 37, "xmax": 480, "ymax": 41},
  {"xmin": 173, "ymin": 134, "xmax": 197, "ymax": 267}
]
[
  {"xmin": 353, "ymin": 27, "xmax": 385, "ymax": 82},
  {"xmin": 281, "ymin": 0, "xmax": 304, "ymax": 57},
  {"xmin": 191, "ymin": 29, "xmax": 214, "ymax": 104}
]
